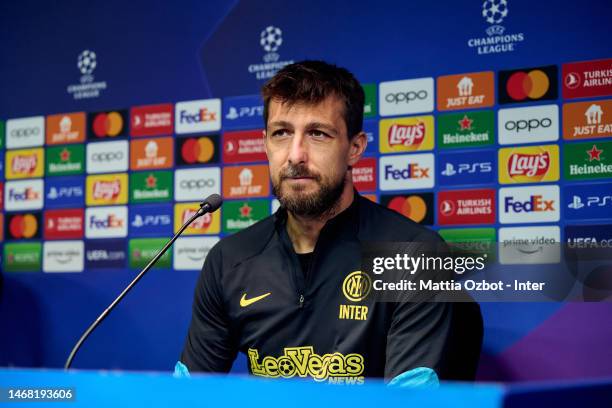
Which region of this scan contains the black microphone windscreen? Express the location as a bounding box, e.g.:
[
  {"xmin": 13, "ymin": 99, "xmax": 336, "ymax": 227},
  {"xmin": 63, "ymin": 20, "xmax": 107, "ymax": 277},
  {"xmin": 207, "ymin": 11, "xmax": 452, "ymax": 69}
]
[{"xmin": 203, "ymin": 194, "xmax": 223, "ymax": 211}]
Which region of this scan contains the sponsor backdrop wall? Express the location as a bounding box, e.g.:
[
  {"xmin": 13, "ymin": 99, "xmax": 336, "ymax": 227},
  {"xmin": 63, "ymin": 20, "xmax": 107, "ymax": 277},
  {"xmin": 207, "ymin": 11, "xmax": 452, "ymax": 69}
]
[{"xmin": 1, "ymin": 0, "xmax": 611, "ymax": 381}]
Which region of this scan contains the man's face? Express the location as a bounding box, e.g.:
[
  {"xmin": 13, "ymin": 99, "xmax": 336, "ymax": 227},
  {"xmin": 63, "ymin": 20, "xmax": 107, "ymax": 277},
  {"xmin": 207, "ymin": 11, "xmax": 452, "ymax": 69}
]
[{"xmin": 264, "ymin": 95, "xmax": 354, "ymax": 217}]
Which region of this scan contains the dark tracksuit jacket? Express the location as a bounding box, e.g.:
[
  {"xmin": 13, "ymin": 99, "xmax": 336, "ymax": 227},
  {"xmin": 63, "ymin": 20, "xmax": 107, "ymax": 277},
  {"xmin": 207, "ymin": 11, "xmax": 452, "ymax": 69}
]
[{"xmin": 181, "ymin": 193, "xmax": 482, "ymax": 383}]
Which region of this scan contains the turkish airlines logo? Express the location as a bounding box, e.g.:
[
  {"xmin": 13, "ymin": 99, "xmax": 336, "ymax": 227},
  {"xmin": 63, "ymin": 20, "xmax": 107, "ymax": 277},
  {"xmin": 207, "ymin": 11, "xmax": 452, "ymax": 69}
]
[
  {"xmin": 352, "ymin": 157, "xmax": 377, "ymax": 192},
  {"xmin": 175, "ymin": 99, "xmax": 221, "ymax": 134},
  {"xmin": 44, "ymin": 209, "xmax": 84, "ymax": 240},
  {"xmin": 5, "ymin": 179, "xmax": 44, "ymax": 211},
  {"xmin": 499, "ymin": 185, "xmax": 560, "ymax": 224},
  {"xmin": 88, "ymin": 110, "xmax": 127, "ymax": 139},
  {"xmin": 85, "ymin": 206, "xmax": 128, "ymax": 238},
  {"xmin": 498, "ymin": 105, "xmax": 559, "ymax": 145},
  {"xmin": 562, "ymin": 58, "xmax": 612, "ymax": 99},
  {"xmin": 174, "ymin": 167, "xmax": 220, "ymax": 201},
  {"xmin": 130, "ymin": 103, "xmax": 173, "ymax": 137},
  {"xmin": 379, "ymin": 78, "xmax": 434, "ymax": 116},
  {"xmin": 6, "ymin": 116, "xmax": 45, "ymax": 149},
  {"xmin": 86, "ymin": 140, "xmax": 129, "ymax": 173},
  {"xmin": 437, "ymin": 189, "xmax": 495, "ymax": 225},
  {"xmin": 499, "ymin": 145, "xmax": 559, "ymax": 184},
  {"xmin": 130, "ymin": 137, "xmax": 173, "ymax": 170},
  {"xmin": 222, "ymin": 130, "xmax": 266, "ymax": 163}
]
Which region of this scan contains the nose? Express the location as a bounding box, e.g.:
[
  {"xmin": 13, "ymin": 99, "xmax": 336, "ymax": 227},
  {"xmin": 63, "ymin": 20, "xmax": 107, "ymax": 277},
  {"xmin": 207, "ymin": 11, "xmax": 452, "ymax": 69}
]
[{"xmin": 287, "ymin": 132, "xmax": 308, "ymax": 165}]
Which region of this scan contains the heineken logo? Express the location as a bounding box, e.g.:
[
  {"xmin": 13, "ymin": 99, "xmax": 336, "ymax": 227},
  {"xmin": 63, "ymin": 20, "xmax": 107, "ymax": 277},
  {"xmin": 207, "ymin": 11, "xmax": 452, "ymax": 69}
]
[
  {"xmin": 437, "ymin": 110, "xmax": 494, "ymax": 148},
  {"xmin": 564, "ymin": 141, "xmax": 612, "ymax": 180},
  {"xmin": 222, "ymin": 200, "xmax": 269, "ymax": 233},
  {"xmin": 129, "ymin": 171, "xmax": 172, "ymax": 203}
]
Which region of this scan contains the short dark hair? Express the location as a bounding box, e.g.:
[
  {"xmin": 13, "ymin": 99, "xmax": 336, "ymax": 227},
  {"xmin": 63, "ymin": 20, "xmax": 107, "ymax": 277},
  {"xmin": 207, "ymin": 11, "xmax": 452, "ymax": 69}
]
[{"xmin": 261, "ymin": 60, "xmax": 365, "ymax": 139}]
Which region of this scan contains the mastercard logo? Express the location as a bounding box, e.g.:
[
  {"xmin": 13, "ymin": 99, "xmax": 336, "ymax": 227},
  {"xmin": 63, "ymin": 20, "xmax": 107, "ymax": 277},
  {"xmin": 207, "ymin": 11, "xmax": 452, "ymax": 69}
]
[
  {"xmin": 382, "ymin": 193, "xmax": 433, "ymax": 225},
  {"xmin": 177, "ymin": 136, "xmax": 218, "ymax": 165},
  {"xmin": 506, "ymin": 70, "xmax": 549, "ymax": 100},
  {"xmin": 499, "ymin": 65, "xmax": 557, "ymax": 104},
  {"xmin": 8, "ymin": 213, "xmax": 39, "ymax": 239},
  {"xmin": 90, "ymin": 111, "xmax": 126, "ymax": 138}
]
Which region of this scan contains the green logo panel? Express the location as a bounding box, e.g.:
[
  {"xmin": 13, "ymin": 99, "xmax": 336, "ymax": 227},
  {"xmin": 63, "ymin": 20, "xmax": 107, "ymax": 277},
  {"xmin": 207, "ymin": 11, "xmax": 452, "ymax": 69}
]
[
  {"xmin": 129, "ymin": 171, "xmax": 173, "ymax": 203},
  {"xmin": 128, "ymin": 238, "xmax": 172, "ymax": 269},
  {"xmin": 362, "ymin": 83, "xmax": 377, "ymax": 118},
  {"xmin": 438, "ymin": 228, "xmax": 496, "ymax": 260},
  {"xmin": 437, "ymin": 110, "xmax": 494, "ymax": 149},
  {"xmin": 45, "ymin": 144, "xmax": 85, "ymax": 176},
  {"xmin": 563, "ymin": 141, "xmax": 612, "ymax": 180},
  {"xmin": 0, "ymin": 120, "xmax": 4, "ymax": 149},
  {"xmin": 3, "ymin": 242, "xmax": 42, "ymax": 272},
  {"xmin": 222, "ymin": 200, "xmax": 270, "ymax": 233}
]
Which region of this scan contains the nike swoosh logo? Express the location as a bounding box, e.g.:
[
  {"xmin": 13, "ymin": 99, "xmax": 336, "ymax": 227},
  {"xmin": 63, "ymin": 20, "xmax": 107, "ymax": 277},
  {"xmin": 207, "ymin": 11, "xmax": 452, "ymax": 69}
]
[{"xmin": 240, "ymin": 292, "xmax": 271, "ymax": 307}]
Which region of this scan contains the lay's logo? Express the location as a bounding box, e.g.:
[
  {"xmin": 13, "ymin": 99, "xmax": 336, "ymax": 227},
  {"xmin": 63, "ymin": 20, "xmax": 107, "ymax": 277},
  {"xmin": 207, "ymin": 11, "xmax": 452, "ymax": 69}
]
[
  {"xmin": 388, "ymin": 123, "xmax": 425, "ymax": 146},
  {"xmin": 6, "ymin": 148, "xmax": 44, "ymax": 179},
  {"xmin": 86, "ymin": 173, "xmax": 128, "ymax": 206},
  {"xmin": 499, "ymin": 145, "xmax": 559, "ymax": 184},
  {"xmin": 379, "ymin": 116, "xmax": 434, "ymax": 153},
  {"xmin": 174, "ymin": 202, "xmax": 220, "ymax": 235}
]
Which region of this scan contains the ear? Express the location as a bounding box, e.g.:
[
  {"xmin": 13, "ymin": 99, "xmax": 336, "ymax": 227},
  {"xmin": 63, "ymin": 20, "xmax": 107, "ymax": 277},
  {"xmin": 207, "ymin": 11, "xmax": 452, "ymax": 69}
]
[{"xmin": 347, "ymin": 131, "xmax": 367, "ymax": 167}]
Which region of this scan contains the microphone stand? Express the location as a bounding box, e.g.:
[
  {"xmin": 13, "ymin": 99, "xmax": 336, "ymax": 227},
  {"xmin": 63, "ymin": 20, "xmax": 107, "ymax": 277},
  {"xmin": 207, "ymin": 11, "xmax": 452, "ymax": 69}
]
[{"xmin": 64, "ymin": 199, "xmax": 217, "ymax": 370}]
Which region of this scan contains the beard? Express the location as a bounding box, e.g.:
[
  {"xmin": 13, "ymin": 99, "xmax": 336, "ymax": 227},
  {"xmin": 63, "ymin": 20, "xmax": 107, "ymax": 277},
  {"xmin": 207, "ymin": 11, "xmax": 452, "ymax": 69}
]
[{"xmin": 272, "ymin": 163, "xmax": 346, "ymax": 218}]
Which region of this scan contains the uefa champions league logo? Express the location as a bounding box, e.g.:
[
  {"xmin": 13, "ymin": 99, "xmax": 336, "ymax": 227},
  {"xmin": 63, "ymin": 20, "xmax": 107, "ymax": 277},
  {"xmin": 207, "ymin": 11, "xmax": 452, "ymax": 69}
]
[
  {"xmin": 260, "ymin": 26, "xmax": 282, "ymax": 62},
  {"xmin": 247, "ymin": 25, "xmax": 294, "ymax": 80},
  {"xmin": 467, "ymin": 0, "xmax": 524, "ymax": 55},
  {"xmin": 67, "ymin": 49, "xmax": 108, "ymax": 99}
]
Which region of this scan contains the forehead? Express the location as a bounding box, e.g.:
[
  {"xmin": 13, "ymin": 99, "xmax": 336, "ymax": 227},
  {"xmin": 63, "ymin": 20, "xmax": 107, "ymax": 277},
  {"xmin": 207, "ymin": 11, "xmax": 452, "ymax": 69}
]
[{"xmin": 267, "ymin": 95, "xmax": 346, "ymax": 130}]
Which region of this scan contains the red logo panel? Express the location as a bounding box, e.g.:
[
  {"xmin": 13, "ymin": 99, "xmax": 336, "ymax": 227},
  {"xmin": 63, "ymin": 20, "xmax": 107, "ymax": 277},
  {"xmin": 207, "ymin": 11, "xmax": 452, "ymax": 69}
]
[
  {"xmin": 44, "ymin": 209, "xmax": 85, "ymax": 239},
  {"xmin": 130, "ymin": 104, "xmax": 173, "ymax": 137},
  {"xmin": 437, "ymin": 189, "xmax": 495, "ymax": 225},
  {"xmin": 562, "ymin": 59, "xmax": 612, "ymax": 99},
  {"xmin": 222, "ymin": 130, "xmax": 267, "ymax": 163},
  {"xmin": 352, "ymin": 157, "xmax": 377, "ymax": 192}
]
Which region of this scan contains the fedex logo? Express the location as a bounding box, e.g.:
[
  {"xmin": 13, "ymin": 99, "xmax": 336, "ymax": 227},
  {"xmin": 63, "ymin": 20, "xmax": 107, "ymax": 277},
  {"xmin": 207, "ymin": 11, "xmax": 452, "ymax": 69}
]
[
  {"xmin": 5, "ymin": 180, "xmax": 44, "ymax": 211},
  {"xmin": 175, "ymin": 99, "xmax": 221, "ymax": 134},
  {"xmin": 499, "ymin": 185, "xmax": 559, "ymax": 224},
  {"xmin": 85, "ymin": 206, "xmax": 128, "ymax": 238},
  {"xmin": 379, "ymin": 154, "xmax": 434, "ymax": 191},
  {"xmin": 504, "ymin": 195, "xmax": 555, "ymax": 213}
]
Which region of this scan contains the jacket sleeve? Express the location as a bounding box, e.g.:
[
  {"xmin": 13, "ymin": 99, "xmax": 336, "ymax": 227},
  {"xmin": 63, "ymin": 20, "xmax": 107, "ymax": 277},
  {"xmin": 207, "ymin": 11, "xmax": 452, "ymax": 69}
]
[
  {"xmin": 180, "ymin": 244, "xmax": 238, "ymax": 372},
  {"xmin": 383, "ymin": 234, "xmax": 454, "ymax": 381}
]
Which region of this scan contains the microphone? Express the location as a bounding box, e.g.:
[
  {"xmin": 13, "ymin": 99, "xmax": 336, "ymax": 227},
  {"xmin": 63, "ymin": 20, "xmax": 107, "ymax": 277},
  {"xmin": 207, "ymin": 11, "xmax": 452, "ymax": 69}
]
[{"xmin": 64, "ymin": 194, "xmax": 223, "ymax": 370}]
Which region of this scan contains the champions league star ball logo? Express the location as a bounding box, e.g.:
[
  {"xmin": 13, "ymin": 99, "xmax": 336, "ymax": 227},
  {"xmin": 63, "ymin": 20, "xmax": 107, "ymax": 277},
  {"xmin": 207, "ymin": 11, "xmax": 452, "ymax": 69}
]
[
  {"xmin": 67, "ymin": 49, "xmax": 108, "ymax": 99},
  {"xmin": 247, "ymin": 25, "xmax": 294, "ymax": 80},
  {"xmin": 467, "ymin": 0, "xmax": 525, "ymax": 55},
  {"xmin": 77, "ymin": 50, "xmax": 97, "ymax": 76},
  {"xmin": 482, "ymin": 0, "xmax": 508, "ymax": 25},
  {"xmin": 260, "ymin": 26, "xmax": 282, "ymax": 62}
]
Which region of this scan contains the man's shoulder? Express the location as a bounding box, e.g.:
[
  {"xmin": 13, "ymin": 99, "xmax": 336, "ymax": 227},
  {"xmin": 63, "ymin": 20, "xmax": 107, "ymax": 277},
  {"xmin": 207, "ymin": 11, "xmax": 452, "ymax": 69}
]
[
  {"xmin": 209, "ymin": 213, "xmax": 277, "ymax": 268},
  {"xmin": 357, "ymin": 195, "xmax": 442, "ymax": 243}
]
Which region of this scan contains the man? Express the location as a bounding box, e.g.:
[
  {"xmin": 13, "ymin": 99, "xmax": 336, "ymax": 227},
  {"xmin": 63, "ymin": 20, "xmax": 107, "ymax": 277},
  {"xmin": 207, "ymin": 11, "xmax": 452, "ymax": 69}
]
[{"xmin": 179, "ymin": 60, "xmax": 482, "ymax": 385}]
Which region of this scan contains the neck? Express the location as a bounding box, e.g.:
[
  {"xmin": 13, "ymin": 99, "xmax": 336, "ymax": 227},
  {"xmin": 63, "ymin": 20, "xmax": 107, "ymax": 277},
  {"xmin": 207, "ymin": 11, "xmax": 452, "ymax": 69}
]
[{"xmin": 286, "ymin": 177, "xmax": 355, "ymax": 254}]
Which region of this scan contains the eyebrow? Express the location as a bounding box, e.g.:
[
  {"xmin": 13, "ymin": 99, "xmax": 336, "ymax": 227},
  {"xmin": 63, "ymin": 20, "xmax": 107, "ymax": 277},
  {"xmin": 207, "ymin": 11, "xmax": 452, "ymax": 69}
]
[{"xmin": 268, "ymin": 121, "xmax": 339, "ymax": 136}]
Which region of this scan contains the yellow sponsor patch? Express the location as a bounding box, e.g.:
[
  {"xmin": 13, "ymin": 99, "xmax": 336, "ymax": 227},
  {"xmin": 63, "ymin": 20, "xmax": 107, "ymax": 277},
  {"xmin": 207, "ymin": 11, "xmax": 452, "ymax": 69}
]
[
  {"xmin": 5, "ymin": 148, "xmax": 44, "ymax": 179},
  {"xmin": 379, "ymin": 116, "xmax": 434, "ymax": 153},
  {"xmin": 498, "ymin": 144, "xmax": 560, "ymax": 184},
  {"xmin": 86, "ymin": 173, "xmax": 128, "ymax": 205}
]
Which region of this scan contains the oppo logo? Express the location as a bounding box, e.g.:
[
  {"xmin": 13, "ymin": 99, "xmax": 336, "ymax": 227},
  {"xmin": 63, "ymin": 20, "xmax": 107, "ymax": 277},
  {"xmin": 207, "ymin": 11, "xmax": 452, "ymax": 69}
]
[
  {"xmin": 92, "ymin": 151, "xmax": 124, "ymax": 162},
  {"xmin": 504, "ymin": 118, "xmax": 552, "ymax": 132},
  {"xmin": 385, "ymin": 90, "xmax": 428, "ymax": 104},
  {"xmin": 10, "ymin": 127, "xmax": 40, "ymax": 137},
  {"xmin": 180, "ymin": 179, "xmax": 216, "ymax": 189}
]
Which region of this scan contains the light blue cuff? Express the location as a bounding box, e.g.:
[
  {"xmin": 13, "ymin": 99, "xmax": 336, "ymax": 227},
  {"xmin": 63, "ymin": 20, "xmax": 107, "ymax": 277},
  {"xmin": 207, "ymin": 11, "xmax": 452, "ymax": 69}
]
[
  {"xmin": 173, "ymin": 361, "xmax": 191, "ymax": 378},
  {"xmin": 388, "ymin": 367, "xmax": 439, "ymax": 389}
]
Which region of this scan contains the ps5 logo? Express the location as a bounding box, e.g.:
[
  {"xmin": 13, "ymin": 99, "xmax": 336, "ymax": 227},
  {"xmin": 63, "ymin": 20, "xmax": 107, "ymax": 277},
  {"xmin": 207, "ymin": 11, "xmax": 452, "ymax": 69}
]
[
  {"xmin": 567, "ymin": 195, "xmax": 612, "ymax": 209},
  {"xmin": 225, "ymin": 105, "xmax": 263, "ymax": 120},
  {"xmin": 131, "ymin": 214, "xmax": 171, "ymax": 227},
  {"xmin": 441, "ymin": 161, "xmax": 492, "ymax": 176},
  {"xmin": 47, "ymin": 186, "xmax": 83, "ymax": 200}
]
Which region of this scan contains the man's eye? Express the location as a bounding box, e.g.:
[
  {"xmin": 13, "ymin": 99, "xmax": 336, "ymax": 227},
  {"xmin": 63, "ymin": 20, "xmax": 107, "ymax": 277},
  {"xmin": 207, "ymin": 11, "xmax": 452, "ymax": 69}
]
[
  {"xmin": 309, "ymin": 130, "xmax": 329, "ymax": 139},
  {"xmin": 271, "ymin": 129, "xmax": 290, "ymax": 138}
]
